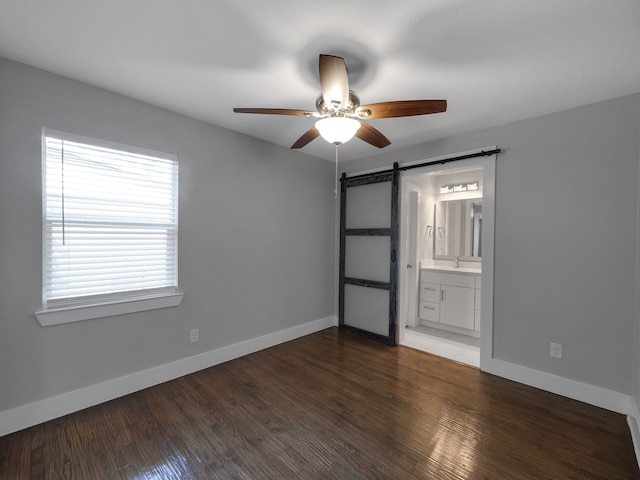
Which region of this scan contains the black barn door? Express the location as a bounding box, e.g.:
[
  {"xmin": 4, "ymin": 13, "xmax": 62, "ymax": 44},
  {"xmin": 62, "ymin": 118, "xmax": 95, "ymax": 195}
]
[{"xmin": 338, "ymin": 165, "xmax": 399, "ymax": 346}]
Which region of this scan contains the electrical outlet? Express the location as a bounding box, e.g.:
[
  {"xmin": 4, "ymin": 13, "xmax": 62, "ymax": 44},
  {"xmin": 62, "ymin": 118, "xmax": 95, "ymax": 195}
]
[
  {"xmin": 550, "ymin": 342, "xmax": 563, "ymax": 359},
  {"xmin": 190, "ymin": 328, "xmax": 199, "ymax": 343}
]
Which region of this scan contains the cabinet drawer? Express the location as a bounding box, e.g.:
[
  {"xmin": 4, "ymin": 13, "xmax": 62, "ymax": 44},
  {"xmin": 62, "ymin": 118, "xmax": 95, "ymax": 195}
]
[
  {"xmin": 419, "ymin": 301, "xmax": 440, "ymax": 322},
  {"xmin": 420, "ymin": 282, "xmax": 441, "ymax": 303},
  {"xmin": 421, "ymin": 271, "xmax": 476, "ymax": 288}
]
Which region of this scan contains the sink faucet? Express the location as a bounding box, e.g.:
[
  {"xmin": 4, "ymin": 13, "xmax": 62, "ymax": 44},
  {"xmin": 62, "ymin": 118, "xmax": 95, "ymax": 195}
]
[{"xmin": 455, "ymin": 256, "xmax": 460, "ymax": 268}]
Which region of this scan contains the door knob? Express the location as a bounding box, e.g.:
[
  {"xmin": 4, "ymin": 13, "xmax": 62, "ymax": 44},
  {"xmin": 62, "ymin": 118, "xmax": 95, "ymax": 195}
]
[{"xmin": 407, "ymin": 264, "xmax": 413, "ymax": 268}]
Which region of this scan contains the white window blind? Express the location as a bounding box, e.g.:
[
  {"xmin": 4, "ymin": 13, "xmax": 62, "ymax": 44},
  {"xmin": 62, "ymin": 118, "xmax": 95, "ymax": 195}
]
[{"xmin": 43, "ymin": 131, "xmax": 178, "ymax": 309}]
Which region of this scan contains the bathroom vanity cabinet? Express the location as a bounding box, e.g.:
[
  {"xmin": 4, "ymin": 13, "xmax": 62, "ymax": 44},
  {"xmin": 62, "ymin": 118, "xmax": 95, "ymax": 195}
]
[{"xmin": 419, "ymin": 269, "xmax": 480, "ymax": 333}]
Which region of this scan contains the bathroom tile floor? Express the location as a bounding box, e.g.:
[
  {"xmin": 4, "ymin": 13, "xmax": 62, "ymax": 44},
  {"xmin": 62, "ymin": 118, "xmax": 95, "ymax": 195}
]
[{"xmin": 403, "ymin": 325, "xmax": 480, "ymax": 367}]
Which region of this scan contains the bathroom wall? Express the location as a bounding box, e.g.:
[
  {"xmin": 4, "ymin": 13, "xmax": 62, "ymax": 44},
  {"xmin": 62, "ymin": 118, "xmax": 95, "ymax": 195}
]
[{"xmin": 407, "ymin": 177, "xmax": 436, "ymax": 264}]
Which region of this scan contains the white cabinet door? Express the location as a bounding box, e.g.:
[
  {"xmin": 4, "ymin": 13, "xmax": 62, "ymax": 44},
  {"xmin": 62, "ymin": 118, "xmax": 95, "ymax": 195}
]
[
  {"xmin": 474, "ymin": 287, "xmax": 481, "ymax": 332},
  {"xmin": 440, "ymin": 285, "xmax": 475, "ymax": 330}
]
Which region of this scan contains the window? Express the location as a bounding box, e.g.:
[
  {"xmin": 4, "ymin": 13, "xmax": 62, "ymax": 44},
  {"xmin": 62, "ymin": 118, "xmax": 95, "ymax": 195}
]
[{"xmin": 36, "ymin": 129, "xmax": 182, "ymax": 325}]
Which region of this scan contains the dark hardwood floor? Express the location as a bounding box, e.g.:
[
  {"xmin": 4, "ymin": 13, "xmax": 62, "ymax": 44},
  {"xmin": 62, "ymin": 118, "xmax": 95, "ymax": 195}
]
[{"xmin": 1, "ymin": 327, "xmax": 638, "ymax": 479}]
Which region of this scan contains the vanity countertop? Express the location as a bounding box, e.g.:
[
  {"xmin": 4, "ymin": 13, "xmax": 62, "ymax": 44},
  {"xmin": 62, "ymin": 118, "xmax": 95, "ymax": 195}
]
[{"xmin": 420, "ymin": 265, "xmax": 481, "ymax": 274}]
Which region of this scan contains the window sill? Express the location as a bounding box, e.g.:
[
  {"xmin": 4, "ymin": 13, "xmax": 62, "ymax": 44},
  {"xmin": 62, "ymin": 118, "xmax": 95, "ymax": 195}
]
[{"xmin": 35, "ymin": 293, "xmax": 184, "ymax": 326}]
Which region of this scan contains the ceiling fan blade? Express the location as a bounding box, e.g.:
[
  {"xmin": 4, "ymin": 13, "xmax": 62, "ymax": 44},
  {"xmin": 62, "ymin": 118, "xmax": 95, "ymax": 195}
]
[
  {"xmin": 233, "ymin": 108, "xmax": 314, "ymax": 116},
  {"xmin": 291, "ymin": 127, "xmax": 320, "ymax": 149},
  {"xmin": 355, "ymin": 122, "xmax": 391, "ymax": 148},
  {"xmin": 319, "ymin": 54, "xmax": 349, "ymax": 109},
  {"xmin": 356, "ymin": 100, "xmax": 447, "ymax": 119}
]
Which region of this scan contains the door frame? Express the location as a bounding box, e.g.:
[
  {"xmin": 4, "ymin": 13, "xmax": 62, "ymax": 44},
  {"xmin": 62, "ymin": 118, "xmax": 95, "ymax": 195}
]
[
  {"xmin": 397, "ymin": 184, "xmax": 421, "ymax": 346},
  {"xmin": 397, "ymin": 148, "xmax": 496, "ymax": 369}
]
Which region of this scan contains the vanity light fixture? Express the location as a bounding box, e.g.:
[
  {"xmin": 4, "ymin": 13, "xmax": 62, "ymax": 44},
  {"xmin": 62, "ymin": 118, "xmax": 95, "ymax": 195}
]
[{"xmin": 439, "ymin": 181, "xmax": 481, "ymax": 194}]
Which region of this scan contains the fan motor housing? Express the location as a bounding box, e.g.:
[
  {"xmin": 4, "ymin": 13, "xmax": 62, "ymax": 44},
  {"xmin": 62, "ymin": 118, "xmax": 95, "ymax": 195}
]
[{"xmin": 316, "ymin": 91, "xmax": 360, "ymax": 116}]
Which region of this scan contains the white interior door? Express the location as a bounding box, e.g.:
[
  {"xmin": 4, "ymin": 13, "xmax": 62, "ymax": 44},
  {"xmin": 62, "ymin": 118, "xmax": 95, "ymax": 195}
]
[{"xmin": 406, "ymin": 190, "xmax": 419, "ymax": 328}]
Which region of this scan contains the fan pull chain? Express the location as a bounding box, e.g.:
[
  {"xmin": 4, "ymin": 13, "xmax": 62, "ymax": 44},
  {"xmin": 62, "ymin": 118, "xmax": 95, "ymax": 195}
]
[{"xmin": 334, "ymin": 143, "xmax": 339, "ymax": 199}]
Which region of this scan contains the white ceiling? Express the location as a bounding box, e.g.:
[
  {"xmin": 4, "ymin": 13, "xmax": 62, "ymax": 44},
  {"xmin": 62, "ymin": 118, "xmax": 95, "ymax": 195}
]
[{"xmin": 1, "ymin": 0, "xmax": 639, "ymax": 162}]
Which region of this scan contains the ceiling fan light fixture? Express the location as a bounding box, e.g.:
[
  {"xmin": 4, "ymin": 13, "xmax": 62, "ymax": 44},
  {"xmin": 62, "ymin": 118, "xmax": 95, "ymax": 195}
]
[
  {"xmin": 315, "ymin": 117, "xmax": 361, "ymax": 145},
  {"xmin": 233, "ymin": 54, "xmax": 447, "ymax": 150}
]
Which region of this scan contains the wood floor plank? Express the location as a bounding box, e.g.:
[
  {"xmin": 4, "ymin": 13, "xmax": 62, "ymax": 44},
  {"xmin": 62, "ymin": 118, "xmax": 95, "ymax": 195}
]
[{"xmin": 0, "ymin": 327, "xmax": 638, "ymax": 479}]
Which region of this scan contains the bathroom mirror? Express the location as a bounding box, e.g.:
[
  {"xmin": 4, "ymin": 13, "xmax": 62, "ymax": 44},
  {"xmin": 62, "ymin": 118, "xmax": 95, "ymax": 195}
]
[{"xmin": 434, "ymin": 199, "xmax": 482, "ymax": 260}]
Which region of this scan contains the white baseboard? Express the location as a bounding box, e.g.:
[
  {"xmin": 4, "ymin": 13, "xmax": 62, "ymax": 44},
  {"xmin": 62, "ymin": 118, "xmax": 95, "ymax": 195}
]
[
  {"xmin": 0, "ymin": 315, "xmax": 337, "ymax": 437},
  {"xmin": 628, "ymin": 398, "xmax": 640, "ymax": 470},
  {"xmin": 630, "ymin": 397, "xmax": 640, "ymax": 422},
  {"xmin": 482, "ymin": 358, "xmax": 631, "ymax": 415}
]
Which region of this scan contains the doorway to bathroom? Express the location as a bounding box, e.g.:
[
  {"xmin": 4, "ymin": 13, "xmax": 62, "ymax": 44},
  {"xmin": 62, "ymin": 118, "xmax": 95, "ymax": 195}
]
[{"xmin": 397, "ymin": 152, "xmax": 496, "ymax": 368}]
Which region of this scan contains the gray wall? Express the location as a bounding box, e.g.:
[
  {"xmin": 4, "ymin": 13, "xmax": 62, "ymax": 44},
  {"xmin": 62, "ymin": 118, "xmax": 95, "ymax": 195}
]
[
  {"xmin": 3, "ymin": 53, "xmax": 640, "ymax": 417},
  {"xmin": 343, "ymin": 94, "xmax": 640, "ymax": 395},
  {"xmin": 0, "ymin": 57, "xmax": 335, "ymax": 412},
  {"xmin": 634, "ymin": 113, "xmax": 640, "ymax": 413}
]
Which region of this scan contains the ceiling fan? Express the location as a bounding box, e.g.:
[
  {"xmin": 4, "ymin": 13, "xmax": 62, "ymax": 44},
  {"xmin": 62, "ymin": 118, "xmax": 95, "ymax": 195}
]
[{"xmin": 233, "ymin": 54, "xmax": 447, "ymax": 149}]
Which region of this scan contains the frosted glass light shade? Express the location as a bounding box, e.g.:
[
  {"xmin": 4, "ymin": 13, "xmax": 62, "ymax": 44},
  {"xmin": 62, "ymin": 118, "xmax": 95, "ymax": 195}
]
[{"xmin": 315, "ymin": 117, "xmax": 361, "ymax": 144}]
